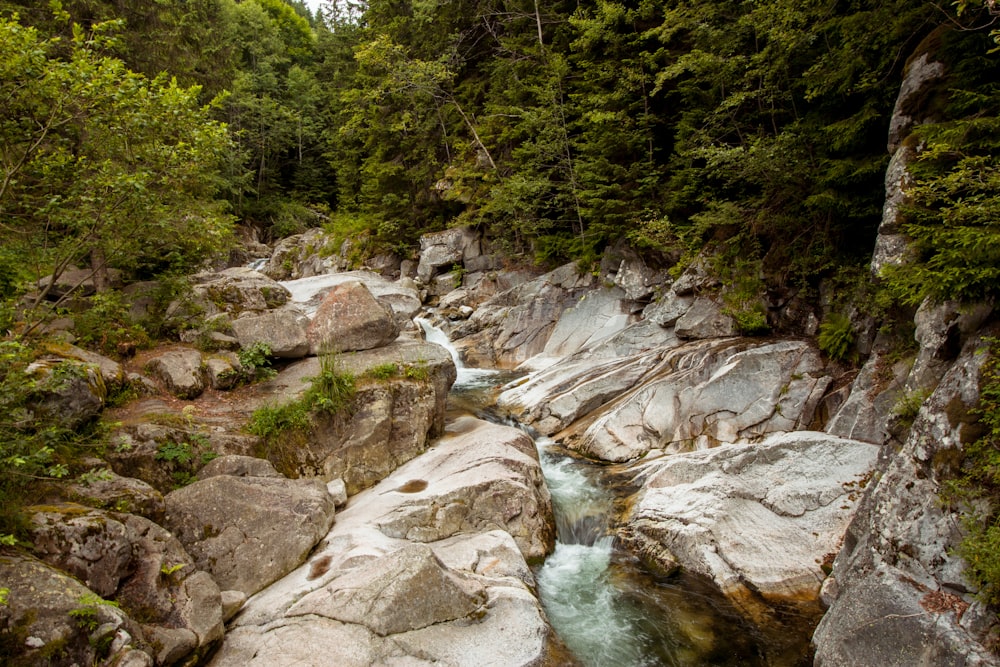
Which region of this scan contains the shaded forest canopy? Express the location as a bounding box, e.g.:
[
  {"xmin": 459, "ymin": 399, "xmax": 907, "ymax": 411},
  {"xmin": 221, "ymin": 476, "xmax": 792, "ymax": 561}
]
[{"xmin": 0, "ymin": 0, "xmax": 999, "ymax": 320}]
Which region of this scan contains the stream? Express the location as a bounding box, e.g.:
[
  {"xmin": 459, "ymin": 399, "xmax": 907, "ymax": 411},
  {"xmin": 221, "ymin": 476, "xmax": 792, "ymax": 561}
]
[{"xmin": 420, "ymin": 319, "xmax": 815, "ymax": 667}]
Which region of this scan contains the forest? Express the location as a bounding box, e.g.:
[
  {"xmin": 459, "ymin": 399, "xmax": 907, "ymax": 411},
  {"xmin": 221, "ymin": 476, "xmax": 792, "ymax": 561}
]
[
  {"xmin": 0, "ymin": 0, "xmax": 998, "ymax": 331},
  {"xmin": 1, "ymin": 1, "xmax": 1000, "ymax": 653}
]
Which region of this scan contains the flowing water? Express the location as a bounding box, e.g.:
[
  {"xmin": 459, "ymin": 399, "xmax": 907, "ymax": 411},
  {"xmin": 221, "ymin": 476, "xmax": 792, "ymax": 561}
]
[{"xmin": 421, "ymin": 319, "xmax": 816, "ymax": 666}]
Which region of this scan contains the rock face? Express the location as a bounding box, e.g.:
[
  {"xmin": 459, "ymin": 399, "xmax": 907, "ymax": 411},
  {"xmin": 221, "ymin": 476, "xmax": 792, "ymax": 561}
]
[
  {"xmin": 288, "ymin": 543, "xmax": 488, "ymax": 636},
  {"xmin": 306, "ymin": 280, "xmax": 399, "ymax": 354},
  {"xmin": 163, "ymin": 473, "xmax": 337, "ymax": 596},
  {"xmin": 621, "ymin": 432, "xmax": 879, "ymax": 610},
  {"xmin": 452, "ymin": 263, "xmax": 597, "ymax": 367},
  {"xmin": 208, "ymin": 416, "xmax": 558, "ymax": 667},
  {"xmin": 416, "ymin": 227, "xmax": 481, "ymax": 284},
  {"xmin": 813, "ymin": 340, "xmax": 1000, "ymax": 666},
  {"xmin": 564, "ymin": 338, "xmax": 831, "ymax": 462},
  {"xmin": 248, "ymin": 338, "xmax": 456, "ymax": 492}
]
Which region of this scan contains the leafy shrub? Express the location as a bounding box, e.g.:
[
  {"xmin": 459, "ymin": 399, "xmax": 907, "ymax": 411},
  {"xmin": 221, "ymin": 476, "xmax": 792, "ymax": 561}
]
[
  {"xmin": 237, "ymin": 341, "xmax": 276, "ymax": 382},
  {"xmin": 818, "ymin": 313, "xmax": 856, "ymax": 362},
  {"xmin": 74, "ymin": 291, "xmax": 151, "ymax": 357},
  {"xmin": 247, "ymin": 353, "xmax": 355, "ymax": 445}
]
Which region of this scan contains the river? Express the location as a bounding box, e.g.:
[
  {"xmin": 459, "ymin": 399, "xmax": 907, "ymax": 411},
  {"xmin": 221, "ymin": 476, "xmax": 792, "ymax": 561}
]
[{"xmin": 421, "ymin": 319, "xmax": 817, "ymax": 667}]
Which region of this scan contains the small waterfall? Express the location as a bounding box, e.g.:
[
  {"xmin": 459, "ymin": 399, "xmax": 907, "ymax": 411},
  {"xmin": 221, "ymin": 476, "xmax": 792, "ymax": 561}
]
[{"xmin": 416, "ymin": 317, "xmax": 500, "ymax": 389}]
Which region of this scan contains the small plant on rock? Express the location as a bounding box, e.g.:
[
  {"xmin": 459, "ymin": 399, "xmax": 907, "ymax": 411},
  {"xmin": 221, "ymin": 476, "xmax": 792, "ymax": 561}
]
[{"xmin": 818, "ymin": 312, "xmax": 856, "ymax": 362}]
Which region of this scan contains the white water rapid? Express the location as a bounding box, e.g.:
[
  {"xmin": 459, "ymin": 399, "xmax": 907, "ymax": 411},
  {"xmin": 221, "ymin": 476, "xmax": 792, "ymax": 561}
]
[{"xmin": 416, "ymin": 319, "xmax": 768, "ymax": 666}]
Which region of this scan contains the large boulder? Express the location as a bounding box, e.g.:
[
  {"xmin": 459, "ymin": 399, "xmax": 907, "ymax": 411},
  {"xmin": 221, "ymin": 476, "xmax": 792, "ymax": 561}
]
[
  {"xmin": 674, "ymin": 297, "xmax": 737, "ymax": 339},
  {"xmin": 247, "ymin": 338, "xmax": 456, "ymax": 493},
  {"xmin": 230, "ymin": 307, "xmax": 311, "ymax": 358},
  {"xmin": 812, "ymin": 338, "xmax": 1000, "ymax": 666},
  {"xmin": 564, "ymin": 338, "xmax": 831, "ymax": 462},
  {"xmin": 163, "ymin": 473, "xmax": 337, "ymax": 596},
  {"xmin": 621, "ymin": 432, "xmax": 879, "ymax": 611},
  {"xmin": 26, "ymin": 505, "xmax": 226, "ymax": 664},
  {"xmin": 208, "ymin": 417, "xmax": 560, "ymax": 667},
  {"xmin": 261, "ymin": 228, "xmax": 346, "ymax": 281},
  {"xmin": 287, "ymin": 543, "xmax": 487, "ymax": 636},
  {"xmin": 361, "ymin": 416, "xmax": 555, "ymax": 561},
  {"xmin": 0, "ymin": 551, "xmax": 148, "ymax": 666},
  {"xmin": 306, "ymin": 280, "xmax": 399, "ymax": 354},
  {"xmin": 281, "ymin": 270, "xmax": 422, "ymax": 326},
  {"xmin": 63, "ymin": 469, "xmax": 165, "ymax": 522},
  {"xmin": 189, "ymin": 267, "xmax": 290, "ymax": 316},
  {"xmin": 26, "ymin": 358, "xmax": 106, "ymax": 428}
]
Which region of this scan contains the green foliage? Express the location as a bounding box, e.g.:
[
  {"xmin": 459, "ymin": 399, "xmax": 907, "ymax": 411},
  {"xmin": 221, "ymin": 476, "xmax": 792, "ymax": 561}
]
[
  {"xmin": 69, "ymin": 593, "xmax": 119, "ymax": 632},
  {"xmin": 818, "ymin": 313, "xmax": 856, "ymax": 362},
  {"xmin": 247, "ymin": 352, "xmax": 355, "ymax": 445},
  {"xmin": 0, "ymin": 341, "xmax": 103, "ymax": 537},
  {"xmin": 365, "ymin": 363, "xmax": 400, "ymax": 381},
  {"xmin": 0, "ymin": 587, "xmax": 8, "ymax": 606},
  {"xmin": 155, "ymin": 441, "xmax": 193, "ymax": 466},
  {"xmin": 237, "ymin": 341, "xmax": 277, "ymax": 382},
  {"xmin": 891, "ymin": 388, "xmax": 932, "ymax": 429},
  {"xmin": 402, "ymin": 362, "xmax": 430, "ymax": 382},
  {"xmin": 247, "ymin": 400, "xmax": 311, "ymax": 442},
  {"xmin": 73, "ymin": 291, "xmax": 151, "ymax": 358}
]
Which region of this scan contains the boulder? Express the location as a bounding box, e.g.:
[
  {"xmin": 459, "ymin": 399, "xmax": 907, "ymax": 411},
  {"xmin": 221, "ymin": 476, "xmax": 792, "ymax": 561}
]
[
  {"xmin": 566, "ymin": 339, "xmax": 831, "ymax": 462},
  {"xmin": 37, "ymin": 266, "xmax": 123, "ymax": 299},
  {"xmin": 197, "ymin": 454, "xmax": 283, "ymax": 480},
  {"xmin": 674, "ymin": 297, "xmax": 737, "ymax": 339},
  {"xmin": 230, "ymin": 308, "xmax": 311, "ymax": 358},
  {"xmin": 163, "ymin": 474, "xmax": 337, "ymax": 596},
  {"xmin": 262, "ymin": 228, "xmax": 345, "ymax": 281},
  {"xmin": 41, "ymin": 342, "xmax": 125, "ymax": 386},
  {"xmin": 497, "ymin": 319, "xmax": 677, "ymax": 436},
  {"xmin": 281, "ymin": 270, "xmax": 422, "ymax": 326},
  {"xmin": 621, "ymin": 432, "xmax": 879, "ymax": 610},
  {"xmin": 26, "ymin": 358, "xmax": 106, "ymax": 428},
  {"xmin": 248, "ymin": 338, "xmax": 456, "ymax": 492},
  {"xmin": 306, "ymin": 280, "xmax": 399, "ymax": 354},
  {"xmin": 208, "ymin": 417, "xmax": 559, "ymax": 667},
  {"xmin": 0, "ymin": 551, "xmax": 147, "ymax": 666},
  {"xmin": 144, "ymin": 348, "xmax": 206, "ymax": 399},
  {"xmin": 204, "ymin": 352, "xmax": 241, "ymax": 390},
  {"xmin": 359, "ymin": 416, "xmax": 555, "ymax": 561},
  {"xmin": 190, "ymin": 267, "xmax": 290, "ymax": 316},
  {"xmin": 114, "ymin": 514, "xmax": 225, "ymax": 657},
  {"xmin": 287, "ymin": 544, "xmax": 487, "ymax": 636},
  {"xmin": 452, "ymin": 263, "xmax": 595, "ymax": 367},
  {"xmin": 416, "ymin": 227, "xmax": 481, "ymax": 284},
  {"xmin": 813, "ymin": 339, "xmax": 1000, "ymax": 666},
  {"xmin": 29, "ymin": 505, "xmax": 134, "ymax": 598},
  {"xmin": 643, "ymin": 289, "xmax": 694, "ymax": 328}
]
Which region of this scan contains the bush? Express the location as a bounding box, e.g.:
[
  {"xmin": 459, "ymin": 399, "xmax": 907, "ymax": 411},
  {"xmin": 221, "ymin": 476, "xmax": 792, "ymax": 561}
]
[{"xmin": 818, "ymin": 313, "xmax": 856, "ymax": 362}]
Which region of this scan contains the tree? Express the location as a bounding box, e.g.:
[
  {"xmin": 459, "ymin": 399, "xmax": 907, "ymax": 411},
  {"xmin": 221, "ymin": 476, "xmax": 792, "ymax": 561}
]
[{"xmin": 0, "ymin": 16, "xmax": 234, "ymax": 315}]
